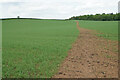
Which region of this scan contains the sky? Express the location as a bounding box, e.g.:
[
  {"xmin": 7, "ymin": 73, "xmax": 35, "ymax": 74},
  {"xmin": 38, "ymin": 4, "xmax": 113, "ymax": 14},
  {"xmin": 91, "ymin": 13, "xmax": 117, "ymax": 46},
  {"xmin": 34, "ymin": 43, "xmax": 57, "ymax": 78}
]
[{"xmin": 0, "ymin": 0, "xmax": 119, "ymax": 19}]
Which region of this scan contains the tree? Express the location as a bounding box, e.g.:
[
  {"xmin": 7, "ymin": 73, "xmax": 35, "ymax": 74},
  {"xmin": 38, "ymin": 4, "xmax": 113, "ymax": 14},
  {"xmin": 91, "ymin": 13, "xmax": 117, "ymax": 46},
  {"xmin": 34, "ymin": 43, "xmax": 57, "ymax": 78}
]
[
  {"xmin": 69, "ymin": 13, "xmax": 120, "ymax": 21},
  {"xmin": 17, "ymin": 16, "xmax": 20, "ymax": 19}
]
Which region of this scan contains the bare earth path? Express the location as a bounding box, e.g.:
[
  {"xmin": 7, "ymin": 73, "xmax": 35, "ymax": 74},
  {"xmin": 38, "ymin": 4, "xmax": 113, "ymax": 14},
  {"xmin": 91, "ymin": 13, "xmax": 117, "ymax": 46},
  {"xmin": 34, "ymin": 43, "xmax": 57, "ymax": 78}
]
[{"xmin": 53, "ymin": 21, "xmax": 118, "ymax": 78}]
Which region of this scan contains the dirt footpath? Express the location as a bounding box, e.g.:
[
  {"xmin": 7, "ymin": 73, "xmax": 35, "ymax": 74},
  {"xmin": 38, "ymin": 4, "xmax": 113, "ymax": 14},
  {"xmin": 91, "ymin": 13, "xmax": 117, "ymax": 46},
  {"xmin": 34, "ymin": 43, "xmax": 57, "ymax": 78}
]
[{"xmin": 53, "ymin": 21, "xmax": 118, "ymax": 78}]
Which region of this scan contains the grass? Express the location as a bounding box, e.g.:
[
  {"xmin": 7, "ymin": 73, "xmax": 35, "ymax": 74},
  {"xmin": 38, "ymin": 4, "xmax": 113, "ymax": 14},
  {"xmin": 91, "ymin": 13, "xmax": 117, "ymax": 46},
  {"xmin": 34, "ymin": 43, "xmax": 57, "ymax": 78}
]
[
  {"xmin": 0, "ymin": 20, "xmax": 2, "ymax": 79},
  {"xmin": 78, "ymin": 21, "xmax": 118, "ymax": 40},
  {"xmin": 2, "ymin": 19, "xmax": 79, "ymax": 78}
]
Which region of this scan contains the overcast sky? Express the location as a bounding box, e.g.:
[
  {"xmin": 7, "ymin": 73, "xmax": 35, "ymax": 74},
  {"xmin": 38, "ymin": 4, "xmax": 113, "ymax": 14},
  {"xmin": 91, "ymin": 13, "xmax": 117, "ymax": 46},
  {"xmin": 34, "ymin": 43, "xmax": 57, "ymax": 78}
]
[{"xmin": 0, "ymin": 0, "xmax": 119, "ymax": 19}]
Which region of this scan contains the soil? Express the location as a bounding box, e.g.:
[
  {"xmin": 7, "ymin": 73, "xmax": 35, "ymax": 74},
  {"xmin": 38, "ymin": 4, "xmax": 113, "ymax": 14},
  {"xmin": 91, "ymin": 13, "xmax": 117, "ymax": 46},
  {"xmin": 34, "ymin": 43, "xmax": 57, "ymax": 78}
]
[{"xmin": 52, "ymin": 21, "xmax": 118, "ymax": 78}]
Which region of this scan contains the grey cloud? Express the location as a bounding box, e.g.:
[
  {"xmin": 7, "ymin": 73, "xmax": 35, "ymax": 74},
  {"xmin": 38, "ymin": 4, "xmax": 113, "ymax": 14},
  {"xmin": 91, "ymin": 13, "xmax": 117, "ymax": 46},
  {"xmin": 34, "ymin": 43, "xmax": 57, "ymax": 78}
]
[{"xmin": 0, "ymin": 0, "xmax": 119, "ymax": 19}]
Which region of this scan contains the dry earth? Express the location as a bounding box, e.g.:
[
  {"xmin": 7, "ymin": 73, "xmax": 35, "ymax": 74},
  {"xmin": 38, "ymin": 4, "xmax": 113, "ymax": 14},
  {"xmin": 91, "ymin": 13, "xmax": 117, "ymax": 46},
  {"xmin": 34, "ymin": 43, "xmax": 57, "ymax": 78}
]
[{"xmin": 53, "ymin": 21, "xmax": 118, "ymax": 78}]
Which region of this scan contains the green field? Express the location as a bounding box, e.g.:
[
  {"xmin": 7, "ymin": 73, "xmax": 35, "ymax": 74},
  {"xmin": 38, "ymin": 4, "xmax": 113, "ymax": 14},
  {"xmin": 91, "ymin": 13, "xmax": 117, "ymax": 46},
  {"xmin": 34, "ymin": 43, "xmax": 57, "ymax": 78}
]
[
  {"xmin": 2, "ymin": 19, "xmax": 79, "ymax": 78},
  {"xmin": 0, "ymin": 20, "xmax": 2, "ymax": 79},
  {"xmin": 78, "ymin": 21, "xmax": 118, "ymax": 40},
  {"xmin": 2, "ymin": 19, "xmax": 118, "ymax": 78}
]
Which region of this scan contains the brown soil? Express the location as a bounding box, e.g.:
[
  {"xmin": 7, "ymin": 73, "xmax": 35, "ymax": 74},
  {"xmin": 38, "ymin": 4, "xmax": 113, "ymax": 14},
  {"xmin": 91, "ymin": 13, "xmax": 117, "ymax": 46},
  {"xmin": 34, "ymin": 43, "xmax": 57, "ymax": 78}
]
[{"xmin": 53, "ymin": 21, "xmax": 118, "ymax": 78}]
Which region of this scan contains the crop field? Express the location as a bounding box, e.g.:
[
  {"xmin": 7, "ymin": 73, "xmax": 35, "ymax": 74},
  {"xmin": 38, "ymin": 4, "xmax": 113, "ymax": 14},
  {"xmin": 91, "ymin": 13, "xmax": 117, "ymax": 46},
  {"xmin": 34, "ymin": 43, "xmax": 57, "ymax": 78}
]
[
  {"xmin": 78, "ymin": 21, "xmax": 118, "ymax": 40},
  {"xmin": 0, "ymin": 20, "xmax": 2, "ymax": 79},
  {"xmin": 2, "ymin": 19, "xmax": 118, "ymax": 78},
  {"xmin": 2, "ymin": 19, "xmax": 79, "ymax": 78}
]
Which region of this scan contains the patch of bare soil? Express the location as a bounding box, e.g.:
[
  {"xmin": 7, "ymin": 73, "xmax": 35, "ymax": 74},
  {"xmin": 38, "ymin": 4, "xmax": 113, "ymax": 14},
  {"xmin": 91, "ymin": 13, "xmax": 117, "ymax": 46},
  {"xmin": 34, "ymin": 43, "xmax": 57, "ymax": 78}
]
[{"xmin": 52, "ymin": 21, "xmax": 118, "ymax": 78}]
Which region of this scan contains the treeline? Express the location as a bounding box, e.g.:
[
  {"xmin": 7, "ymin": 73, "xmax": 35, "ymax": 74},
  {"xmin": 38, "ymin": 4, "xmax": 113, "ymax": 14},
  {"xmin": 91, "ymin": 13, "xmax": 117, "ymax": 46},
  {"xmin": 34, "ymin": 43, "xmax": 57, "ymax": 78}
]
[{"xmin": 69, "ymin": 13, "xmax": 120, "ymax": 21}]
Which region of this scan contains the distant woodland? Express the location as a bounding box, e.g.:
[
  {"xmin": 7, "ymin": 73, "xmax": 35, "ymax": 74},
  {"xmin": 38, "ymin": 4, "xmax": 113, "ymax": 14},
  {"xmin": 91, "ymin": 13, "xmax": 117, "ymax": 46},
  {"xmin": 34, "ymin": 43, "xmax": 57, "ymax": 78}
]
[{"xmin": 69, "ymin": 13, "xmax": 120, "ymax": 21}]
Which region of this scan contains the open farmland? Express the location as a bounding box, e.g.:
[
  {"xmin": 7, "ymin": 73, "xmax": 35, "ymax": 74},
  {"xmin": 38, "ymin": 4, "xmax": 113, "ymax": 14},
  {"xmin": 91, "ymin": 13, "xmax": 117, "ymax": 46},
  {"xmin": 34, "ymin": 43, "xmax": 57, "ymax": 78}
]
[
  {"xmin": 2, "ymin": 19, "xmax": 118, "ymax": 78},
  {"xmin": 53, "ymin": 21, "xmax": 118, "ymax": 78},
  {"xmin": 2, "ymin": 19, "xmax": 79, "ymax": 78},
  {"xmin": 78, "ymin": 21, "xmax": 118, "ymax": 40}
]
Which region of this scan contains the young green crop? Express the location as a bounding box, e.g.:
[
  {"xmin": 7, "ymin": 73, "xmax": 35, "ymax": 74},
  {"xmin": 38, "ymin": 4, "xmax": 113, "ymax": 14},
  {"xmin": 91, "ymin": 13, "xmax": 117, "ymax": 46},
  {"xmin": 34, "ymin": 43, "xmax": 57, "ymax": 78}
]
[
  {"xmin": 78, "ymin": 21, "xmax": 118, "ymax": 40},
  {"xmin": 2, "ymin": 19, "xmax": 118, "ymax": 78},
  {"xmin": 2, "ymin": 19, "xmax": 79, "ymax": 78}
]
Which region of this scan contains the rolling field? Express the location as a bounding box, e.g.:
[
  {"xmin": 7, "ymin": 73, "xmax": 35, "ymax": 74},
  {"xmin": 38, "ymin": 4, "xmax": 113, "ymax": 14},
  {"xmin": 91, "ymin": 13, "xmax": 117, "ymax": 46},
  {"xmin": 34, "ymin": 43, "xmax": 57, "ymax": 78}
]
[
  {"xmin": 2, "ymin": 19, "xmax": 118, "ymax": 78},
  {"xmin": 78, "ymin": 21, "xmax": 118, "ymax": 40},
  {"xmin": 2, "ymin": 19, "xmax": 79, "ymax": 78},
  {"xmin": 0, "ymin": 20, "xmax": 2, "ymax": 79},
  {"xmin": 53, "ymin": 21, "xmax": 118, "ymax": 78}
]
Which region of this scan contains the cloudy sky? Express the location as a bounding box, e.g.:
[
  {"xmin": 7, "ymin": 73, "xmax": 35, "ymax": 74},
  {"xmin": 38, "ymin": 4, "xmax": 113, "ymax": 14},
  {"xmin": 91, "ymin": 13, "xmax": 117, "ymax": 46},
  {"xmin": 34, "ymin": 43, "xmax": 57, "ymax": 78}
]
[{"xmin": 0, "ymin": 0, "xmax": 119, "ymax": 19}]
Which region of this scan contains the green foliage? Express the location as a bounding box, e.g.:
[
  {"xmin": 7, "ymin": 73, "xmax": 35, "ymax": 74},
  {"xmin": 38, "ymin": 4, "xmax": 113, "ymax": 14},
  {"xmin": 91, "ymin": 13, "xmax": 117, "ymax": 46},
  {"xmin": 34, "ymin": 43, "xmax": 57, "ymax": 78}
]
[
  {"xmin": 2, "ymin": 19, "xmax": 79, "ymax": 78},
  {"xmin": 69, "ymin": 13, "xmax": 120, "ymax": 21},
  {"xmin": 78, "ymin": 21, "xmax": 118, "ymax": 40}
]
